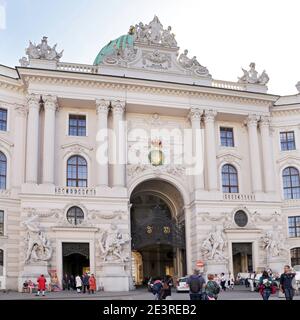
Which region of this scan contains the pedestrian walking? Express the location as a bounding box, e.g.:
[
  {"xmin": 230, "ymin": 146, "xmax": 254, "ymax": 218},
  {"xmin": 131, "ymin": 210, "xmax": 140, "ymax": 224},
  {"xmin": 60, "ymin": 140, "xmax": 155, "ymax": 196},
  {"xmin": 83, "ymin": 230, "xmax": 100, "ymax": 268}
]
[
  {"xmin": 36, "ymin": 274, "xmax": 47, "ymax": 296},
  {"xmin": 280, "ymin": 265, "xmax": 296, "ymax": 300},
  {"xmin": 152, "ymin": 279, "xmax": 163, "ymax": 300},
  {"xmin": 82, "ymin": 273, "xmax": 90, "ymax": 293},
  {"xmin": 75, "ymin": 274, "xmax": 82, "ymax": 293},
  {"xmin": 89, "ymin": 274, "xmax": 97, "ymax": 294},
  {"xmin": 160, "ymin": 275, "xmax": 172, "ymax": 300},
  {"xmin": 228, "ymin": 273, "xmax": 234, "ymax": 290},
  {"xmin": 204, "ymin": 274, "xmax": 221, "ymax": 300},
  {"xmin": 220, "ymin": 273, "xmax": 227, "ymax": 291},
  {"xmin": 70, "ymin": 274, "xmax": 75, "ymax": 290},
  {"xmin": 259, "ymin": 270, "xmax": 275, "ymax": 300},
  {"xmin": 187, "ymin": 269, "xmax": 206, "ymax": 300}
]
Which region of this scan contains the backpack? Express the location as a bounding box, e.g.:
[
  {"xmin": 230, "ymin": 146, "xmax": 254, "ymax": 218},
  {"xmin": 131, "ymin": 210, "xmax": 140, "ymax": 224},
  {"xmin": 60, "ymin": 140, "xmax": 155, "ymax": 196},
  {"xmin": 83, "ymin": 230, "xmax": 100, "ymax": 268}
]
[
  {"xmin": 152, "ymin": 282, "xmax": 162, "ymax": 295},
  {"xmin": 189, "ymin": 277, "xmax": 201, "ymax": 293},
  {"xmin": 213, "ymin": 282, "xmax": 220, "ymax": 294}
]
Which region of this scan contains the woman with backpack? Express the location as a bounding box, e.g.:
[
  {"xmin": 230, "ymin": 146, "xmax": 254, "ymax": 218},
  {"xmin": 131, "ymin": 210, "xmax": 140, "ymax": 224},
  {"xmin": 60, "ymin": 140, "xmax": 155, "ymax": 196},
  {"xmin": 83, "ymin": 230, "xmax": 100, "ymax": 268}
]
[
  {"xmin": 152, "ymin": 278, "xmax": 163, "ymax": 300},
  {"xmin": 160, "ymin": 275, "xmax": 172, "ymax": 300},
  {"xmin": 259, "ymin": 270, "xmax": 276, "ymax": 300},
  {"xmin": 205, "ymin": 274, "xmax": 221, "ymax": 300}
]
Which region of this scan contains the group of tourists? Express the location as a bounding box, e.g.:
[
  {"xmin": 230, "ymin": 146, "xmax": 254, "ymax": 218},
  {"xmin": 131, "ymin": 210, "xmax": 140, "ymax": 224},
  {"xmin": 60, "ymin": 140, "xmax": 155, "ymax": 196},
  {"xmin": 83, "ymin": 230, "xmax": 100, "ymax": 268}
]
[
  {"xmin": 62, "ymin": 273, "xmax": 97, "ymax": 294},
  {"xmin": 258, "ymin": 265, "xmax": 296, "ymax": 300},
  {"xmin": 184, "ymin": 264, "xmax": 297, "ymax": 301}
]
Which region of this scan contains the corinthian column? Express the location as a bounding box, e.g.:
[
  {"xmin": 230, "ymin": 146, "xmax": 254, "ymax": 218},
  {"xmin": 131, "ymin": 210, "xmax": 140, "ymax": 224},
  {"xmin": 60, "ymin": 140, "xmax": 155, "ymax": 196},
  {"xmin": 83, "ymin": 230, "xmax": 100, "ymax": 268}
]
[
  {"xmin": 189, "ymin": 108, "xmax": 204, "ymax": 190},
  {"xmin": 95, "ymin": 99, "xmax": 110, "ymax": 187},
  {"xmin": 25, "ymin": 94, "xmax": 40, "ymax": 184},
  {"xmin": 42, "ymin": 95, "xmax": 58, "ymax": 185},
  {"xmin": 246, "ymin": 114, "xmax": 262, "ymax": 193},
  {"xmin": 111, "ymin": 100, "xmax": 126, "ymax": 187},
  {"xmin": 204, "ymin": 109, "xmax": 218, "ymax": 191},
  {"xmin": 12, "ymin": 104, "xmax": 28, "ymax": 188},
  {"xmin": 260, "ymin": 116, "xmax": 275, "ymax": 193}
]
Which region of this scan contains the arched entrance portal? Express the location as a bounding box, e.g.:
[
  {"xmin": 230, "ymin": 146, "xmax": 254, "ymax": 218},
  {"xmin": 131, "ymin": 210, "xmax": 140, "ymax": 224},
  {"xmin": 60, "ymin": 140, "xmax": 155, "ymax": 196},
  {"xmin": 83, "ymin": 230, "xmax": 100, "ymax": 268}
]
[{"xmin": 130, "ymin": 179, "xmax": 186, "ymax": 285}]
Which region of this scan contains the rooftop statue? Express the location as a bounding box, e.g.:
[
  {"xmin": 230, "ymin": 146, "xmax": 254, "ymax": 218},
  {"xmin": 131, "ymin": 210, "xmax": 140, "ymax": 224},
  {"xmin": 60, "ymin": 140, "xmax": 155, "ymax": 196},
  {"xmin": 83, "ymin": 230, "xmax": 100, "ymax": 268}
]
[
  {"xmin": 238, "ymin": 62, "xmax": 269, "ymax": 85},
  {"xmin": 25, "ymin": 36, "xmax": 64, "ymax": 61},
  {"xmin": 296, "ymin": 81, "xmax": 300, "ymax": 93},
  {"xmin": 134, "ymin": 15, "xmax": 178, "ymax": 47},
  {"xmin": 178, "ymin": 49, "xmax": 210, "ymax": 77}
]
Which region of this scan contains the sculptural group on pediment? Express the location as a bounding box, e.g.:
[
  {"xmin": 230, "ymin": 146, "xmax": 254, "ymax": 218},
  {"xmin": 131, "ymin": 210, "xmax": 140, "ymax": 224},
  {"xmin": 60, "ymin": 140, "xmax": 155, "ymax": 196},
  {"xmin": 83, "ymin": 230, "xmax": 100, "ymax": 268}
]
[
  {"xmin": 24, "ymin": 36, "xmax": 63, "ymax": 62},
  {"xmin": 238, "ymin": 62, "xmax": 269, "ymax": 85},
  {"xmin": 178, "ymin": 49, "xmax": 210, "ymax": 77},
  {"xmin": 133, "ymin": 15, "xmax": 177, "ymax": 47}
]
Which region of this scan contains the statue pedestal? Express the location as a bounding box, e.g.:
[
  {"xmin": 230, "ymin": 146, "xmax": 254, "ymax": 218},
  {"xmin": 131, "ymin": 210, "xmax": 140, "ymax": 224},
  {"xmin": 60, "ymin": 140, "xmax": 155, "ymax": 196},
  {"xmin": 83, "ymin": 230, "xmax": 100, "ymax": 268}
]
[
  {"xmin": 205, "ymin": 260, "xmax": 229, "ymax": 275},
  {"xmin": 18, "ymin": 261, "xmax": 50, "ymax": 292},
  {"xmin": 98, "ymin": 262, "xmax": 130, "ymax": 292},
  {"xmin": 267, "ymin": 257, "xmax": 286, "ymax": 274}
]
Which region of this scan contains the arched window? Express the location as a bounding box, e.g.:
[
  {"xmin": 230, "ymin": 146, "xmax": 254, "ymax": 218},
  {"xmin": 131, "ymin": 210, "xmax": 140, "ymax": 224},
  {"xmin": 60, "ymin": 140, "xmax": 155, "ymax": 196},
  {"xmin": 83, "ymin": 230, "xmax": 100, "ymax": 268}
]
[
  {"xmin": 222, "ymin": 164, "xmax": 239, "ymax": 193},
  {"xmin": 67, "ymin": 156, "xmax": 87, "ymax": 187},
  {"xmin": 291, "ymin": 247, "xmax": 300, "ymax": 266},
  {"xmin": 0, "ymin": 152, "xmax": 7, "ymax": 189},
  {"xmin": 67, "ymin": 206, "xmax": 84, "ymax": 226},
  {"xmin": 282, "ymin": 167, "xmax": 300, "ymax": 199},
  {"xmin": 0, "ymin": 249, "xmax": 3, "ymax": 276}
]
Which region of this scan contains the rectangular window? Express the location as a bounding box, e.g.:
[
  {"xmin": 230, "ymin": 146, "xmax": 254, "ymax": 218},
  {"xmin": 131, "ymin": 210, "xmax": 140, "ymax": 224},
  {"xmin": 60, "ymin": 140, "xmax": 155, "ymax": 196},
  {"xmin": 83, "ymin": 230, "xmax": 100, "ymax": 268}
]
[
  {"xmin": 68, "ymin": 115, "xmax": 86, "ymax": 136},
  {"xmin": 288, "ymin": 216, "xmax": 300, "ymax": 237},
  {"xmin": 220, "ymin": 127, "xmax": 234, "ymax": 147},
  {"xmin": 0, "ymin": 211, "xmax": 3, "ymax": 236},
  {"xmin": 280, "ymin": 131, "xmax": 296, "ymax": 151},
  {"xmin": 0, "ymin": 108, "xmax": 7, "ymax": 131}
]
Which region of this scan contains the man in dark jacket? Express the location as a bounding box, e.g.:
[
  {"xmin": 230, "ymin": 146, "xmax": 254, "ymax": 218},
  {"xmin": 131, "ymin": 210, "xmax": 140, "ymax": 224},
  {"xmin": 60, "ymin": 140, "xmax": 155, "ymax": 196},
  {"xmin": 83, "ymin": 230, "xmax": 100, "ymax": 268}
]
[
  {"xmin": 280, "ymin": 265, "xmax": 296, "ymax": 300},
  {"xmin": 187, "ymin": 269, "xmax": 206, "ymax": 300},
  {"xmin": 82, "ymin": 273, "xmax": 90, "ymax": 294}
]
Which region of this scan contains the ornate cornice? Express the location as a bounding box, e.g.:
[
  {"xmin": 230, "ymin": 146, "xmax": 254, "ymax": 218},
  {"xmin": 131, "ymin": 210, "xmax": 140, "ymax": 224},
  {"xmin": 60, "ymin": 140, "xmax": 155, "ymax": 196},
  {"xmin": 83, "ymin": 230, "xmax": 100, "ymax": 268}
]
[{"xmin": 20, "ymin": 74, "xmax": 275, "ymax": 108}]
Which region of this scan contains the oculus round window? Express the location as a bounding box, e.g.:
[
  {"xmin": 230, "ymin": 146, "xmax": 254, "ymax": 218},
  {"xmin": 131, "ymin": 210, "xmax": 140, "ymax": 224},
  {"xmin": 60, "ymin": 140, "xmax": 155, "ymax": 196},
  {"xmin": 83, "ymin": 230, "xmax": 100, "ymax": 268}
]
[
  {"xmin": 234, "ymin": 210, "xmax": 248, "ymax": 227},
  {"xmin": 67, "ymin": 206, "xmax": 84, "ymax": 226}
]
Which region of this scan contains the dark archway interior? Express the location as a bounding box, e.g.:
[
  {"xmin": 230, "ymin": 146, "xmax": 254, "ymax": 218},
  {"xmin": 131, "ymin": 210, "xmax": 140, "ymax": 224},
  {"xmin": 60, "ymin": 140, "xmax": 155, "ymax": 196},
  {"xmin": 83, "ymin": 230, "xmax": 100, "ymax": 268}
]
[
  {"xmin": 62, "ymin": 243, "xmax": 90, "ymax": 277},
  {"xmin": 130, "ymin": 180, "xmax": 186, "ymax": 284}
]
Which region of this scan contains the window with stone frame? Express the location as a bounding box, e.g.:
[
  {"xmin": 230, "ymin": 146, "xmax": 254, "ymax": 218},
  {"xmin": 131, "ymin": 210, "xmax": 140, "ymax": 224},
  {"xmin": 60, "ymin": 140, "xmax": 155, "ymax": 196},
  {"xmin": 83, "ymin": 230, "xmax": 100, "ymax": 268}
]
[
  {"xmin": 0, "ymin": 108, "xmax": 7, "ymax": 131},
  {"xmin": 222, "ymin": 164, "xmax": 239, "ymax": 193},
  {"xmin": 291, "ymin": 247, "xmax": 300, "ymax": 266},
  {"xmin": 68, "ymin": 114, "xmax": 86, "ymax": 136},
  {"xmin": 280, "ymin": 131, "xmax": 296, "ymax": 151},
  {"xmin": 67, "ymin": 206, "xmax": 84, "ymax": 226},
  {"xmin": 220, "ymin": 127, "xmax": 234, "ymax": 147},
  {"xmin": 67, "ymin": 155, "xmax": 87, "ymax": 187},
  {"xmin": 0, "ymin": 249, "xmax": 3, "ymax": 276},
  {"xmin": 0, "ymin": 152, "xmax": 6, "ymax": 190},
  {"xmin": 282, "ymin": 167, "xmax": 300, "ymax": 199},
  {"xmin": 288, "ymin": 216, "xmax": 300, "ymax": 237},
  {"xmin": 0, "ymin": 211, "xmax": 3, "ymax": 236}
]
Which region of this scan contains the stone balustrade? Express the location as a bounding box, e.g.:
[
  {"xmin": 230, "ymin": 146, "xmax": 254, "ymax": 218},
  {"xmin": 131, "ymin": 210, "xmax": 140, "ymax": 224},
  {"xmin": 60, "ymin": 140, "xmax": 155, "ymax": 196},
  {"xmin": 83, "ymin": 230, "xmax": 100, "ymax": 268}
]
[
  {"xmin": 223, "ymin": 193, "xmax": 255, "ymax": 201},
  {"xmin": 57, "ymin": 62, "xmax": 98, "ymax": 74},
  {"xmin": 55, "ymin": 186, "xmax": 96, "ymax": 196},
  {"xmin": 212, "ymin": 79, "xmax": 246, "ymax": 91}
]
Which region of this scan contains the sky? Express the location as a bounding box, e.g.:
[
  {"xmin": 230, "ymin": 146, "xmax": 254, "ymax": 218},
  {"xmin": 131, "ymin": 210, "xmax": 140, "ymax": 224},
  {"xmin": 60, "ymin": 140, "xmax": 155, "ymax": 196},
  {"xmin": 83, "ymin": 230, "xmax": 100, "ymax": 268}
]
[{"xmin": 0, "ymin": 0, "xmax": 299, "ymax": 95}]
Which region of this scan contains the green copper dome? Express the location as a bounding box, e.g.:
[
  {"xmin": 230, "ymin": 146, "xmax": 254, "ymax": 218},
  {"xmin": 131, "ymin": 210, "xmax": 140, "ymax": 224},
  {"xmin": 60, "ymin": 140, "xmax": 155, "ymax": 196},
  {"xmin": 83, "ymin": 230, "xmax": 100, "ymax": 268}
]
[{"xmin": 93, "ymin": 34, "xmax": 134, "ymax": 65}]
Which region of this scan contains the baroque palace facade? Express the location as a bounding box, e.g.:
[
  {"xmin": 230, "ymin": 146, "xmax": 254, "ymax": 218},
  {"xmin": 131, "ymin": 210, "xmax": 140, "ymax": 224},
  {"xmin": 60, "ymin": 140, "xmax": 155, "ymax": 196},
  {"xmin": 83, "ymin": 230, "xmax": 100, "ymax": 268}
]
[{"xmin": 0, "ymin": 16, "xmax": 300, "ymax": 291}]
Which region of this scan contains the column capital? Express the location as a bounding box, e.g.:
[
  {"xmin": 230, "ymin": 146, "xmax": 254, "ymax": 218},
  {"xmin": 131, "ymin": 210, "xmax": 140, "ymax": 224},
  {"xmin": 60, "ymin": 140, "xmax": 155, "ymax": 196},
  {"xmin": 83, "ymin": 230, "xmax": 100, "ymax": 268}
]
[
  {"xmin": 14, "ymin": 104, "xmax": 28, "ymax": 117},
  {"xmin": 43, "ymin": 95, "xmax": 58, "ymax": 111},
  {"xmin": 203, "ymin": 109, "xmax": 217, "ymax": 122},
  {"xmin": 246, "ymin": 114, "xmax": 259, "ymax": 127},
  {"xmin": 188, "ymin": 107, "xmax": 202, "ymax": 122},
  {"xmin": 259, "ymin": 115, "xmax": 271, "ymax": 127},
  {"xmin": 96, "ymin": 99, "xmax": 110, "ymax": 115},
  {"xmin": 111, "ymin": 100, "xmax": 125, "ymax": 115},
  {"xmin": 26, "ymin": 94, "xmax": 41, "ymax": 109}
]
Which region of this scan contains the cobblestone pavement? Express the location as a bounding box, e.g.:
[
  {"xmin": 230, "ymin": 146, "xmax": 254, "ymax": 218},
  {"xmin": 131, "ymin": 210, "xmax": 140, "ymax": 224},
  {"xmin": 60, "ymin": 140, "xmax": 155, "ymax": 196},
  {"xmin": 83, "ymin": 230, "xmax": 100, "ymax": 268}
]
[{"xmin": 0, "ymin": 286, "xmax": 299, "ymax": 300}]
